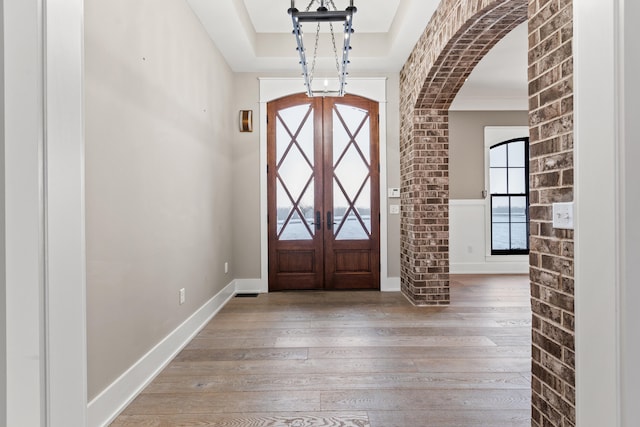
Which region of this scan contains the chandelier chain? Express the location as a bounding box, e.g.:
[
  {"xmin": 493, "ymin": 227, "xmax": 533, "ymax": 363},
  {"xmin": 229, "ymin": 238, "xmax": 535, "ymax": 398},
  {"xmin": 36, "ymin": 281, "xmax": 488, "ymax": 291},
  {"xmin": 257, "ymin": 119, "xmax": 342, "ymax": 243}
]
[
  {"xmin": 306, "ymin": 0, "xmax": 341, "ymax": 85},
  {"xmin": 304, "ymin": 0, "xmax": 314, "ymax": 12},
  {"xmin": 309, "ymin": 22, "xmax": 321, "ymax": 84},
  {"xmin": 329, "ymin": 22, "xmax": 341, "ymax": 76},
  {"xmin": 326, "ymin": 1, "xmax": 341, "ymax": 76}
]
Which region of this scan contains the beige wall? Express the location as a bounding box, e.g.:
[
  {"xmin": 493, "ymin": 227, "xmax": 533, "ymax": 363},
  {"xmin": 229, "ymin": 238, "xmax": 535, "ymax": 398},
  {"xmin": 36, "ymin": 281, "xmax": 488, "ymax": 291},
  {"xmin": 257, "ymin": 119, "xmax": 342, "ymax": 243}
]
[
  {"xmin": 232, "ymin": 72, "xmax": 402, "ymax": 278},
  {"xmin": 231, "ymin": 75, "xmax": 261, "ymax": 279},
  {"xmin": 0, "ymin": 5, "xmax": 5, "ymax": 419},
  {"xmin": 449, "ymin": 110, "xmax": 528, "ymax": 199},
  {"xmin": 385, "ymin": 74, "xmax": 401, "ymax": 277},
  {"xmin": 85, "ymin": 0, "xmax": 235, "ymax": 400}
]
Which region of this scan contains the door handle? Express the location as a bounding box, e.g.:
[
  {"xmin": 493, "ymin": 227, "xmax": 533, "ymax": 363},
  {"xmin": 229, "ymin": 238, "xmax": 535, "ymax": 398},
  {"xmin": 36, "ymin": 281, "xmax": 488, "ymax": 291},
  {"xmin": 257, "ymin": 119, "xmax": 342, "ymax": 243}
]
[
  {"xmin": 327, "ymin": 211, "xmax": 332, "ymax": 230},
  {"xmin": 315, "ymin": 211, "xmax": 321, "ymax": 230}
]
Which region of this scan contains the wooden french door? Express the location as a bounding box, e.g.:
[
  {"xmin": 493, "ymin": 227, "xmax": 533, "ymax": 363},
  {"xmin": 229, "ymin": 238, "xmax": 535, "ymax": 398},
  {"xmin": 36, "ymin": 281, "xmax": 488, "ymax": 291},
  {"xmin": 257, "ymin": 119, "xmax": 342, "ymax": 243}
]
[{"xmin": 267, "ymin": 93, "xmax": 380, "ymax": 291}]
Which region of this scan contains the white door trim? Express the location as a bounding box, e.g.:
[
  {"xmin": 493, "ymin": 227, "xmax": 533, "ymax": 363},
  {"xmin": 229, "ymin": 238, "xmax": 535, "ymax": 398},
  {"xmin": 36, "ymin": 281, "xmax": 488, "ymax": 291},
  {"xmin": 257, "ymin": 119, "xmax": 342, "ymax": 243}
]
[
  {"xmin": 574, "ymin": 0, "xmax": 622, "ymax": 425},
  {"xmin": 3, "ymin": 0, "xmax": 87, "ymax": 425},
  {"xmin": 43, "ymin": 1, "xmax": 88, "ymax": 425},
  {"xmin": 619, "ymin": 1, "xmax": 640, "ymax": 424}
]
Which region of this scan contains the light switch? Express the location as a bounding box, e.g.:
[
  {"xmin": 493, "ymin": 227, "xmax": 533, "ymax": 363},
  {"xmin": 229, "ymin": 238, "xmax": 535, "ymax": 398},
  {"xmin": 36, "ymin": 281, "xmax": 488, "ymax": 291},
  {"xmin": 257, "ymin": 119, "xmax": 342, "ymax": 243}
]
[
  {"xmin": 389, "ymin": 205, "xmax": 400, "ymax": 215},
  {"xmin": 388, "ymin": 188, "xmax": 400, "ymax": 198},
  {"xmin": 552, "ymin": 202, "xmax": 574, "ymax": 229}
]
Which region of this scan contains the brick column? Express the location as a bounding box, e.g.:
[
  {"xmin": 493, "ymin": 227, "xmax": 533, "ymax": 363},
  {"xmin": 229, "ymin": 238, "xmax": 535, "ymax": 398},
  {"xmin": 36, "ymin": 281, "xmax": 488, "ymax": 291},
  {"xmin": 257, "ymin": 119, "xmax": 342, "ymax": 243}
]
[
  {"xmin": 400, "ymin": 109, "xmax": 450, "ymax": 305},
  {"xmin": 528, "ymin": 0, "xmax": 576, "ymax": 425}
]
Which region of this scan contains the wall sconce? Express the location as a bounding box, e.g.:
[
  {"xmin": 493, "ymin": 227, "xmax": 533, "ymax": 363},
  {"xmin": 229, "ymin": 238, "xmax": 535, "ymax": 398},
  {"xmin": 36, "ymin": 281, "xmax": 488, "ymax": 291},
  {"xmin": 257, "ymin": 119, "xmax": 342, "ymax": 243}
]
[{"xmin": 239, "ymin": 110, "xmax": 253, "ymax": 132}]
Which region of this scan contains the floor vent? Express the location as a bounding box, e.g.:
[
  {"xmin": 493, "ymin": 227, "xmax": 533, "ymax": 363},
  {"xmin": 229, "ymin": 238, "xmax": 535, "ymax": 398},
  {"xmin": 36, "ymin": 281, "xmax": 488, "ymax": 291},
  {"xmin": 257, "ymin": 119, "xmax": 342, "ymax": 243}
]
[{"xmin": 235, "ymin": 293, "xmax": 259, "ymax": 298}]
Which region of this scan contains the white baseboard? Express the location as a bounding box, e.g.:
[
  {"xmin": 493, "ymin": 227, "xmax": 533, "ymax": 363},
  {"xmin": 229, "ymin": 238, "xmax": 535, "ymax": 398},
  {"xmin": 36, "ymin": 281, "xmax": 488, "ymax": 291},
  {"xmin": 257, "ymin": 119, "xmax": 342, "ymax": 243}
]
[
  {"xmin": 235, "ymin": 278, "xmax": 267, "ymax": 293},
  {"xmin": 87, "ymin": 281, "xmax": 236, "ymax": 427},
  {"xmin": 450, "ymin": 261, "xmax": 529, "ymax": 274}
]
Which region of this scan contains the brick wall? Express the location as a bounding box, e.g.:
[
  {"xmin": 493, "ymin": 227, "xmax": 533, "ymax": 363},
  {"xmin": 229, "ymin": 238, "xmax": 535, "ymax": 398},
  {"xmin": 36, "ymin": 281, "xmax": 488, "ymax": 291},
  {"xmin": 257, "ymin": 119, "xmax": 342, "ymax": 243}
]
[
  {"xmin": 528, "ymin": 0, "xmax": 576, "ymax": 425},
  {"xmin": 399, "ymin": 0, "xmax": 527, "ymax": 306},
  {"xmin": 399, "ymin": 0, "xmax": 576, "ymax": 424}
]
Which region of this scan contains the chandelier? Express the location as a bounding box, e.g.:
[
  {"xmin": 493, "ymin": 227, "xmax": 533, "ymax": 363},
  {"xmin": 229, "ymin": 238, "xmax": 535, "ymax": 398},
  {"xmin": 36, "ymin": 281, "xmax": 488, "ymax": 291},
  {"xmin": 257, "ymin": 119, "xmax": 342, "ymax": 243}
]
[{"xmin": 288, "ymin": 0, "xmax": 356, "ymax": 96}]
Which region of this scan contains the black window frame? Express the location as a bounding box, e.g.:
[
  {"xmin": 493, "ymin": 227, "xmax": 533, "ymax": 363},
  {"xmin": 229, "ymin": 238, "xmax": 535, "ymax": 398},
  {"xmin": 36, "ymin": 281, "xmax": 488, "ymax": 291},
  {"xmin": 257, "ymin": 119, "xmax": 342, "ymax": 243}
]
[{"xmin": 489, "ymin": 137, "xmax": 530, "ymax": 255}]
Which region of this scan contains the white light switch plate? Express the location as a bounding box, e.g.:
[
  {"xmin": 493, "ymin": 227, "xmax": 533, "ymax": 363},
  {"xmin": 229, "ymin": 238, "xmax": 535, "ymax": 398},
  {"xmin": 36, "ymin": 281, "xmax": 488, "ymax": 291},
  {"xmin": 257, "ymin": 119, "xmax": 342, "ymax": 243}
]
[
  {"xmin": 552, "ymin": 202, "xmax": 574, "ymax": 229},
  {"xmin": 389, "ymin": 205, "xmax": 400, "ymax": 215},
  {"xmin": 388, "ymin": 188, "xmax": 400, "ymax": 198}
]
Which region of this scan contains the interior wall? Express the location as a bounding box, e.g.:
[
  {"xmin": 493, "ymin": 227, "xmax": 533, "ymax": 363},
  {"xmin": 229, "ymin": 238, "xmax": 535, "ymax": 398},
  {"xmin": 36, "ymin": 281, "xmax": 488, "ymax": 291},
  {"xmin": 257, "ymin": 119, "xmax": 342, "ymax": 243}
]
[
  {"xmin": 231, "ymin": 72, "xmax": 402, "ymax": 279},
  {"xmin": 84, "ymin": 0, "xmax": 235, "ymax": 400},
  {"xmin": 0, "ymin": 2, "xmax": 6, "ymax": 421},
  {"xmin": 449, "ymin": 110, "xmax": 528, "ymax": 199},
  {"xmin": 231, "ymin": 75, "xmax": 261, "ymax": 279},
  {"xmin": 622, "ymin": 1, "xmax": 640, "ymax": 421}
]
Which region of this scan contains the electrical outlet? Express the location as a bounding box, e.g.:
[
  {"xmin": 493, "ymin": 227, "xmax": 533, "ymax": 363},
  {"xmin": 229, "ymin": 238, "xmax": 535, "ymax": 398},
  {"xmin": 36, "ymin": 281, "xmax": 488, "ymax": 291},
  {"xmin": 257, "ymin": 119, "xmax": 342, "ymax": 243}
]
[
  {"xmin": 224, "ymin": 262, "xmax": 229, "ymax": 274},
  {"xmin": 179, "ymin": 288, "xmax": 185, "ymax": 305}
]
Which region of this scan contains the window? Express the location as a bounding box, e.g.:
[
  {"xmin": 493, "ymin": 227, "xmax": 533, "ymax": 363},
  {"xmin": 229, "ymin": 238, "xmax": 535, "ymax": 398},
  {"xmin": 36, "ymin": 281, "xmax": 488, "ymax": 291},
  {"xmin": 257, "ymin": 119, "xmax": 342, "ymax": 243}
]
[{"xmin": 489, "ymin": 137, "xmax": 529, "ymax": 255}]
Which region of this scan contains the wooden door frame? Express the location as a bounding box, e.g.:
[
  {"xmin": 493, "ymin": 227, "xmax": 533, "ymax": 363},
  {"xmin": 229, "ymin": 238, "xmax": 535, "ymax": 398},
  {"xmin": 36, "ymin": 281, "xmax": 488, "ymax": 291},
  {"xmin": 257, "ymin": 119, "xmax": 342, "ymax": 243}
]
[
  {"xmin": 248, "ymin": 77, "xmax": 395, "ymax": 293},
  {"xmin": 266, "ymin": 93, "xmax": 381, "ymax": 291}
]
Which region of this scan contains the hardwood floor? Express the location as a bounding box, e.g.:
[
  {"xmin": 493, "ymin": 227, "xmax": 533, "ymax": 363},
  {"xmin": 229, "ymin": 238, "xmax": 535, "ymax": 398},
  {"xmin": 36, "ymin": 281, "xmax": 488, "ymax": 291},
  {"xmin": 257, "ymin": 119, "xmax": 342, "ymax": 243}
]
[{"xmin": 111, "ymin": 274, "xmax": 532, "ymax": 426}]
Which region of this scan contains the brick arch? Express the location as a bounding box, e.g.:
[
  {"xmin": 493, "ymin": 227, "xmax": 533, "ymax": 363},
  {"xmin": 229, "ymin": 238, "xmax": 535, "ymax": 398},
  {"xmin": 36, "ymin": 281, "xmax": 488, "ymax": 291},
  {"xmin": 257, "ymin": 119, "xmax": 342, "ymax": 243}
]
[
  {"xmin": 399, "ymin": 0, "xmax": 527, "ymax": 306},
  {"xmin": 400, "ymin": 0, "xmax": 577, "ymax": 425},
  {"xmin": 415, "ymin": 2, "xmax": 527, "ymax": 109}
]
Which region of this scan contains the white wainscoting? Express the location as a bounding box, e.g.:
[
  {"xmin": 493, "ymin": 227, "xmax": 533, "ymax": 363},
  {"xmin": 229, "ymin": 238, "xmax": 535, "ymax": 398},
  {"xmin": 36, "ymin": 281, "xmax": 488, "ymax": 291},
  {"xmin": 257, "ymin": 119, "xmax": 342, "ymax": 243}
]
[
  {"xmin": 449, "ymin": 199, "xmax": 528, "ymax": 274},
  {"xmin": 87, "ymin": 280, "xmax": 238, "ymax": 427}
]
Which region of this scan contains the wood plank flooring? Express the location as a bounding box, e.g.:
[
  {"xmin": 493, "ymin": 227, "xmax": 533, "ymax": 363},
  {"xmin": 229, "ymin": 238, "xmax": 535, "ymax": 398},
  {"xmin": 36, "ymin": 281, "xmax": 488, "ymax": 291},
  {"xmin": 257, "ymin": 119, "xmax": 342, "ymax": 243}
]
[{"xmin": 111, "ymin": 274, "xmax": 532, "ymax": 426}]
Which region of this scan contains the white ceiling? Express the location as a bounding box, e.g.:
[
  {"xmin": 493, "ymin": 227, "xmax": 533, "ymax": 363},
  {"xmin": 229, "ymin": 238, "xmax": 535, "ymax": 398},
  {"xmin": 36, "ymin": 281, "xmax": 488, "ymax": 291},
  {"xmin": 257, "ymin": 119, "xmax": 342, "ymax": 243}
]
[
  {"xmin": 186, "ymin": 0, "xmax": 528, "ymax": 110},
  {"xmin": 245, "ymin": 0, "xmax": 402, "ymax": 34}
]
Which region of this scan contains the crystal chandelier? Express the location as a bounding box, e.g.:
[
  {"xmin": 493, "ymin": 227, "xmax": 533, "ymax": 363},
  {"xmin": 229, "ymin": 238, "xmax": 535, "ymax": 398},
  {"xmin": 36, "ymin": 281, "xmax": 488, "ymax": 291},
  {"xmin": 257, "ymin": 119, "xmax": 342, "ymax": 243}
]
[{"xmin": 288, "ymin": 0, "xmax": 356, "ymax": 96}]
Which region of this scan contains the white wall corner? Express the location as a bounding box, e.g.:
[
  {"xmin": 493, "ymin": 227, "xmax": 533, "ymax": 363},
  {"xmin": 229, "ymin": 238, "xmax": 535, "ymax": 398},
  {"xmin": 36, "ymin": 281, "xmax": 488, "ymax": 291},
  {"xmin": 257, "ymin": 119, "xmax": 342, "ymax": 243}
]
[
  {"xmin": 87, "ymin": 281, "xmax": 236, "ymax": 427},
  {"xmin": 574, "ymin": 1, "xmax": 620, "ymax": 425},
  {"xmin": 381, "ymin": 276, "xmax": 401, "ymax": 292}
]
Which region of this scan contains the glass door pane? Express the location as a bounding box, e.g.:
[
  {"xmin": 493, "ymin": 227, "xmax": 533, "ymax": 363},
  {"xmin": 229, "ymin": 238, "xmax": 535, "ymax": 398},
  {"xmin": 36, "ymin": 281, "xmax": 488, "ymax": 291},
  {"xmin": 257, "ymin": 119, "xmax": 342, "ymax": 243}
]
[
  {"xmin": 332, "ymin": 104, "xmax": 371, "ymax": 241},
  {"xmin": 275, "ymin": 104, "xmax": 315, "ymax": 241}
]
